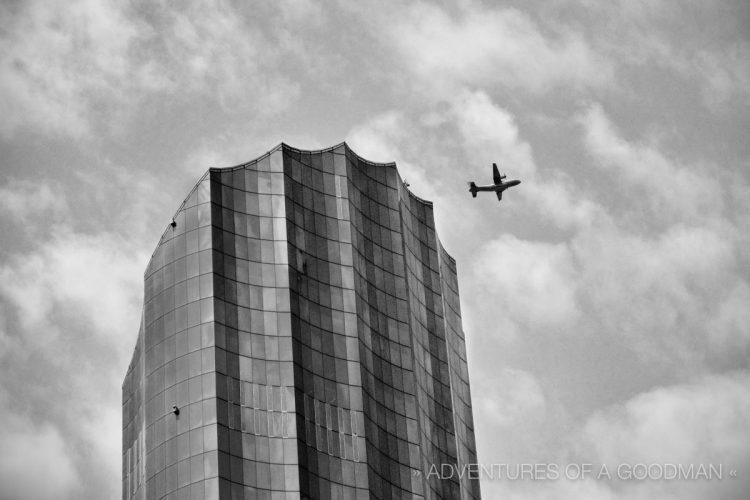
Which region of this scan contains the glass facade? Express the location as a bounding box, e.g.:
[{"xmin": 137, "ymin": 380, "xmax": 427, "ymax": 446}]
[{"xmin": 123, "ymin": 144, "xmax": 480, "ymax": 500}]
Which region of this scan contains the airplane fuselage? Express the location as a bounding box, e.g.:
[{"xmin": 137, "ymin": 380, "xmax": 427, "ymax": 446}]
[
  {"xmin": 471, "ymin": 179, "xmax": 521, "ymax": 193},
  {"xmin": 469, "ymin": 163, "xmax": 521, "ymax": 201}
]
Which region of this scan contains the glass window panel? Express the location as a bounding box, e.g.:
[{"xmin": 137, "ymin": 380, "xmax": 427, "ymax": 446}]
[
  {"xmin": 258, "ymin": 172, "xmax": 271, "ymax": 193},
  {"xmin": 176, "ymin": 355, "xmax": 189, "ymax": 383},
  {"xmin": 250, "ymin": 310, "xmax": 264, "ymax": 333},
  {"xmin": 261, "ymin": 263, "xmax": 276, "ymax": 287},
  {"xmin": 263, "ymin": 312, "xmax": 278, "ymax": 336},
  {"xmin": 269, "ymin": 151, "xmax": 283, "ymax": 173},
  {"xmin": 272, "ymin": 217, "xmax": 286, "ymax": 241},
  {"xmin": 271, "ymin": 194, "xmax": 285, "ymax": 216},
  {"xmin": 245, "ymin": 169, "xmax": 258, "ymax": 192},
  {"xmin": 188, "ymin": 326, "xmax": 201, "ymax": 352},
  {"xmin": 235, "ymin": 259, "xmax": 249, "ymax": 284},
  {"xmin": 187, "ymin": 253, "xmax": 200, "ymax": 278},
  {"xmin": 187, "ymin": 277, "xmax": 200, "ymax": 303},
  {"xmin": 246, "ymin": 192, "xmax": 259, "ymax": 216},
  {"xmin": 199, "ymin": 249, "xmax": 212, "ymax": 275},
  {"xmin": 189, "ymin": 350, "xmax": 202, "ymax": 379},
  {"xmin": 248, "ymin": 285, "xmax": 262, "ymax": 309},
  {"xmin": 198, "ymin": 202, "xmax": 211, "ymax": 227},
  {"xmin": 203, "ymin": 400, "xmax": 217, "ymax": 426},
  {"xmin": 234, "ymin": 232, "xmax": 248, "ymax": 259},
  {"xmin": 203, "ymin": 423, "xmax": 218, "ymax": 451},
  {"xmin": 258, "ymin": 194, "xmax": 272, "ymax": 217},
  {"xmin": 201, "ymin": 348, "xmax": 215, "ymax": 373},
  {"xmin": 247, "ymin": 239, "xmax": 261, "ymax": 262},
  {"xmin": 275, "ymin": 265, "xmax": 289, "ymax": 288},
  {"xmin": 257, "ymin": 410, "xmax": 269, "ymax": 436},
  {"xmin": 252, "ymin": 359, "xmax": 267, "ymax": 385},
  {"xmin": 187, "ymin": 301, "xmax": 201, "ymax": 327},
  {"xmin": 251, "ymin": 335, "xmax": 265, "ymax": 358},
  {"xmin": 262, "ymin": 288, "xmax": 277, "ymax": 311},
  {"xmin": 199, "ymin": 274, "xmax": 213, "ymax": 298},
  {"xmin": 278, "ymin": 337, "xmax": 293, "ymax": 361},
  {"xmin": 186, "ymin": 228, "xmax": 199, "ymax": 255},
  {"xmin": 259, "ymin": 217, "xmax": 273, "ymax": 240},
  {"xmin": 261, "ymin": 240, "xmax": 274, "ymax": 263},
  {"xmin": 276, "ymin": 289, "xmax": 290, "ymax": 313},
  {"xmin": 233, "ymin": 187, "xmax": 246, "ymax": 213},
  {"xmin": 175, "ymin": 281, "xmax": 188, "ymax": 308},
  {"xmin": 197, "ymin": 178, "xmax": 211, "ymax": 204},
  {"xmin": 273, "ymin": 241, "xmax": 287, "ymax": 265},
  {"xmin": 246, "ymin": 215, "xmax": 260, "ymax": 239},
  {"xmin": 240, "ymin": 355, "xmax": 252, "ymax": 379},
  {"xmin": 185, "ymin": 205, "xmax": 199, "ymax": 231},
  {"xmin": 265, "ymin": 336, "xmax": 279, "ymax": 361}
]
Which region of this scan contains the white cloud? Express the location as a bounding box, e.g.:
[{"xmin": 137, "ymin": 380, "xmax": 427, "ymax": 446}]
[
  {"xmin": 579, "ymin": 104, "xmax": 725, "ymax": 223},
  {"xmin": 387, "ymin": 3, "xmax": 612, "ymax": 95},
  {"xmin": 452, "ymin": 90, "xmax": 536, "ymax": 179},
  {"xmin": 482, "ymin": 477, "xmax": 619, "ymax": 500},
  {"xmin": 705, "ymin": 282, "xmax": 750, "ymax": 356},
  {"xmin": 579, "ymin": 372, "xmax": 750, "ymax": 499},
  {"xmin": 452, "ymin": 90, "xmax": 605, "ymax": 231},
  {"xmin": 0, "ymin": 0, "xmax": 301, "ymax": 139},
  {"xmin": 476, "ymin": 368, "xmax": 546, "ymax": 428},
  {"xmin": 0, "ymin": 0, "xmax": 149, "ymax": 138},
  {"xmin": 523, "ymin": 178, "xmax": 604, "ymax": 231},
  {"xmin": 567, "ymin": 1, "xmax": 750, "ymax": 108},
  {"xmin": 0, "ymin": 180, "xmax": 69, "ymax": 225},
  {"xmin": 155, "ymin": 2, "xmax": 301, "ymax": 112},
  {"xmin": 574, "ymin": 221, "xmax": 743, "ymax": 365},
  {"xmin": 346, "ymin": 111, "xmax": 408, "ymax": 163},
  {"xmin": 0, "ymin": 230, "xmax": 145, "ymax": 349},
  {"xmin": 695, "ymin": 43, "xmax": 750, "ymax": 106},
  {"xmin": 346, "ymin": 111, "xmax": 439, "ymax": 204},
  {"xmin": 473, "ymin": 235, "xmax": 580, "ymax": 337},
  {"xmin": 0, "ymin": 226, "xmax": 146, "ymax": 499},
  {"xmin": 0, "ymin": 410, "xmax": 79, "ymax": 500}
]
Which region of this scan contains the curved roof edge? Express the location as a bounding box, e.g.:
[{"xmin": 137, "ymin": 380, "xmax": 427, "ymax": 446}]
[{"xmin": 146, "ymin": 142, "xmax": 444, "ymax": 275}]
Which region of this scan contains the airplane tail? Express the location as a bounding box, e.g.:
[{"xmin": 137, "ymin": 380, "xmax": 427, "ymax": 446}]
[{"xmin": 469, "ymin": 182, "xmax": 478, "ymax": 198}]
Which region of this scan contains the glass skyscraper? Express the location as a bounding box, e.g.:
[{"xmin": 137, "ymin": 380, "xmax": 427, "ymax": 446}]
[{"xmin": 122, "ymin": 144, "xmax": 481, "ymax": 500}]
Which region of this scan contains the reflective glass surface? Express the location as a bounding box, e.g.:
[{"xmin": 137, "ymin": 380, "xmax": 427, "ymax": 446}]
[{"xmin": 124, "ymin": 144, "xmax": 480, "ymax": 500}]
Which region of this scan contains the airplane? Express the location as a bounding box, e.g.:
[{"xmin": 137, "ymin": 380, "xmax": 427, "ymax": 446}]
[{"xmin": 468, "ymin": 163, "xmax": 521, "ymax": 201}]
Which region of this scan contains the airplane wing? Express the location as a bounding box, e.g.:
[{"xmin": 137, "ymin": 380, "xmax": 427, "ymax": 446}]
[
  {"xmin": 492, "ymin": 163, "xmax": 502, "ymax": 184},
  {"xmin": 496, "ymin": 190, "xmax": 502, "ymax": 201}
]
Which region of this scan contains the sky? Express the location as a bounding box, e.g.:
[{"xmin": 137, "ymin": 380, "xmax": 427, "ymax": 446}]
[{"xmin": 0, "ymin": 0, "xmax": 749, "ymax": 498}]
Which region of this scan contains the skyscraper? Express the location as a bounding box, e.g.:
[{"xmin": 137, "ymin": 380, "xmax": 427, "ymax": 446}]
[{"xmin": 122, "ymin": 143, "xmax": 481, "ymax": 500}]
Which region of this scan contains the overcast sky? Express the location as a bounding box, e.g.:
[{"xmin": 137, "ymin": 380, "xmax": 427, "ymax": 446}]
[{"xmin": 1, "ymin": 1, "xmax": 749, "ymax": 498}]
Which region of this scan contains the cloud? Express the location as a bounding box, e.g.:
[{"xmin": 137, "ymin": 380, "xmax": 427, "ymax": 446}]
[
  {"xmin": 0, "ymin": 229, "xmax": 145, "ymax": 352},
  {"xmin": 0, "ymin": 0, "xmax": 149, "ymax": 138},
  {"xmin": 0, "ymin": 226, "xmax": 146, "ymax": 499},
  {"xmin": 569, "ymin": 1, "xmax": 750, "ymax": 108},
  {"xmin": 0, "ymin": 180, "xmax": 69, "ymax": 224},
  {"xmin": 0, "ymin": 407, "xmax": 79, "ymax": 500},
  {"xmin": 572, "ymin": 223, "xmax": 737, "ymax": 357},
  {"xmin": 386, "ymin": 2, "xmax": 612, "ymax": 95},
  {"xmin": 152, "ymin": 1, "xmax": 301, "ymax": 112},
  {"xmin": 579, "ymin": 371, "xmax": 750, "ymax": 499},
  {"xmin": 346, "ymin": 111, "xmax": 445, "ymax": 210},
  {"xmin": 0, "ymin": 0, "xmax": 303, "ymax": 140},
  {"xmin": 579, "ymin": 104, "xmax": 725, "ymax": 224},
  {"xmin": 346, "ymin": 111, "xmax": 408, "ymax": 163},
  {"xmin": 476, "ymin": 368, "xmax": 546, "ymax": 428},
  {"xmin": 452, "ymin": 90, "xmax": 604, "ymax": 231},
  {"xmin": 482, "ymin": 477, "xmax": 619, "ymax": 500},
  {"xmin": 473, "ymin": 235, "xmax": 580, "ymax": 338},
  {"xmin": 452, "ymin": 90, "xmax": 536, "ymax": 178},
  {"xmin": 694, "ymin": 43, "xmax": 750, "ymax": 106}
]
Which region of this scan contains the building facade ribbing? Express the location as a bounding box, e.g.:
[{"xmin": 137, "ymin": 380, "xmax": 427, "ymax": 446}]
[{"xmin": 122, "ymin": 143, "xmax": 481, "ymax": 500}]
